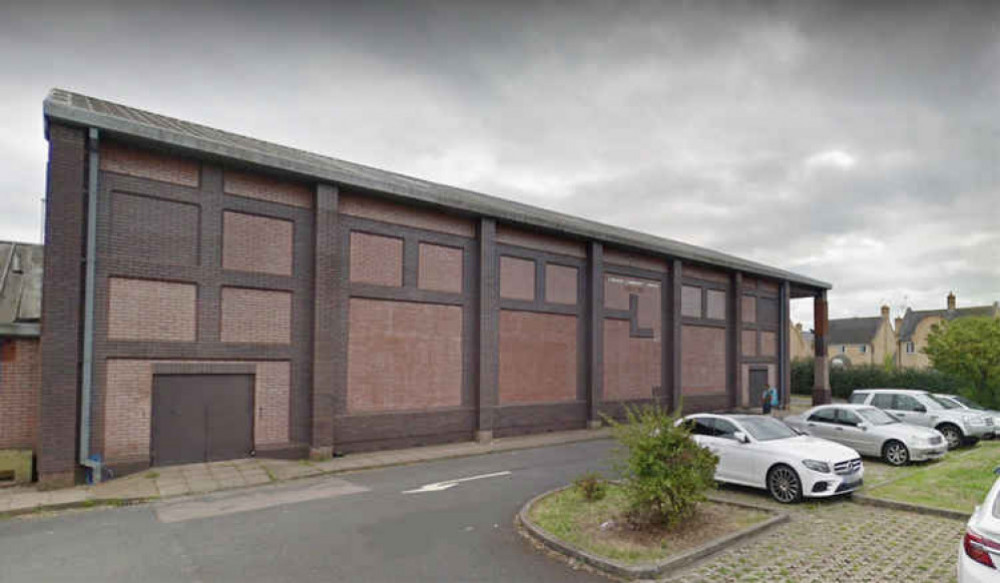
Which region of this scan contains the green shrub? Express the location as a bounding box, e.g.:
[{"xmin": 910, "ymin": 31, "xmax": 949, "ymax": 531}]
[
  {"xmin": 573, "ymin": 471, "xmax": 607, "ymax": 502},
  {"xmin": 790, "ymin": 358, "xmax": 966, "ymax": 399},
  {"xmin": 606, "ymin": 404, "xmax": 718, "ymax": 527}
]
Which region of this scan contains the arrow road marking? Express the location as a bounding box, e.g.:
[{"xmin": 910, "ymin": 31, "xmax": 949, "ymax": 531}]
[{"xmin": 402, "ymin": 471, "xmax": 512, "ymax": 494}]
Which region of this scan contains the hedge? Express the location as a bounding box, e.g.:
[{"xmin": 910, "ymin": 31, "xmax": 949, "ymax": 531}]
[{"xmin": 790, "ymin": 358, "xmax": 965, "ymax": 400}]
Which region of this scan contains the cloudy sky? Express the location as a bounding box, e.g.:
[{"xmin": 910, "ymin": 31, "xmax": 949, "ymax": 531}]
[{"xmin": 1, "ymin": 0, "xmax": 998, "ymax": 325}]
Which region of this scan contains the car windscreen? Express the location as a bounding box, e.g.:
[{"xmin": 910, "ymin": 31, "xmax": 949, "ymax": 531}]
[
  {"xmin": 928, "ymin": 395, "xmax": 958, "ymax": 409},
  {"xmin": 952, "ymin": 395, "xmax": 985, "ymax": 410},
  {"xmin": 737, "ymin": 417, "xmax": 798, "ymax": 441},
  {"xmin": 857, "ymin": 407, "xmax": 898, "ymax": 426}
]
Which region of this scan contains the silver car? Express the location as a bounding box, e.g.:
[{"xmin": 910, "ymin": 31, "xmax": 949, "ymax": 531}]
[
  {"xmin": 935, "ymin": 394, "xmax": 1000, "ymax": 439},
  {"xmin": 784, "ymin": 404, "xmax": 947, "ymax": 466},
  {"xmin": 849, "ymin": 388, "xmax": 993, "ymax": 449}
]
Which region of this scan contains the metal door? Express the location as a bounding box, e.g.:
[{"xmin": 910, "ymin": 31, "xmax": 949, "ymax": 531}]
[
  {"xmin": 152, "ymin": 374, "xmax": 254, "ymax": 466},
  {"xmin": 749, "ymin": 369, "xmax": 768, "ymax": 408}
]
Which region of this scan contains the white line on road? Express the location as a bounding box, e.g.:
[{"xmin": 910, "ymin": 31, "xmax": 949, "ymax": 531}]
[{"xmin": 401, "ymin": 471, "xmax": 512, "ymax": 494}]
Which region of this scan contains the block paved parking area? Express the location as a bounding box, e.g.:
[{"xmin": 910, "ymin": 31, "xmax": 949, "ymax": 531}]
[{"xmin": 664, "ymin": 487, "xmax": 964, "ymax": 583}]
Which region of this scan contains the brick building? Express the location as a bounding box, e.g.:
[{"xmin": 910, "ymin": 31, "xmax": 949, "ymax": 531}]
[{"xmin": 37, "ymin": 90, "xmax": 832, "ymax": 486}]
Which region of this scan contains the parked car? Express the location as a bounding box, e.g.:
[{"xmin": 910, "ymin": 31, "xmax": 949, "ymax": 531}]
[
  {"xmin": 679, "ymin": 413, "xmax": 863, "ymax": 504},
  {"xmin": 935, "ymin": 393, "xmax": 1000, "ymax": 439},
  {"xmin": 849, "ymin": 388, "xmax": 993, "ymax": 450},
  {"xmin": 783, "ymin": 404, "xmax": 947, "ymax": 466},
  {"xmin": 957, "ymin": 467, "xmax": 1000, "ymax": 582}
]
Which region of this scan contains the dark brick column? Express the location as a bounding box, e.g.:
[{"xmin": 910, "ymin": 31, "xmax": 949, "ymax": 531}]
[
  {"xmin": 779, "ymin": 281, "xmax": 791, "ymax": 409},
  {"xmin": 476, "ymin": 218, "xmax": 498, "ymax": 441},
  {"xmin": 813, "ymin": 290, "xmax": 831, "ymax": 405},
  {"xmin": 311, "ymin": 183, "xmax": 339, "ymax": 458},
  {"xmin": 731, "ymin": 272, "xmax": 743, "ymax": 409},
  {"xmin": 668, "ymin": 259, "xmax": 683, "ymax": 412},
  {"xmin": 38, "ymin": 123, "xmax": 88, "ymax": 486},
  {"xmin": 586, "ymin": 242, "xmax": 603, "ymax": 427}
]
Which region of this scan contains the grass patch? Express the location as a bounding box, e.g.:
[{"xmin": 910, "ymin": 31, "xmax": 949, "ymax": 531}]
[
  {"xmin": 866, "ymin": 440, "xmax": 1000, "ymax": 513},
  {"xmin": 144, "ymin": 471, "xmax": 160, "ymax": 480},
  {"xmin": 529, "ymin": 484, "xmax": 769, "ymax": 565}
]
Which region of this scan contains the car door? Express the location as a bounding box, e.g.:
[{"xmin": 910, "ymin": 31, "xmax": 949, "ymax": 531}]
[
  {"xmin": 891, "ymin": 394, "xmax": 933, "ymax": 427},
  {"xmin": 711, "ymin": 418, "xmax": 757, "ymax": 486},
  {"xmin": 685, "ymin": 417, "xmax": 730, "ymax": 481},
  {"xmin": 835, "ymin": 408, "xmax": 876, "ymax": 455},
  {"xmin": 804, "ymin": 408, "xmax": 840, "ymax": 441}
]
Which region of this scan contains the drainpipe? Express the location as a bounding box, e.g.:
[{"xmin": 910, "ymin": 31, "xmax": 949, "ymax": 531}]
[{"xmin": 79, "ymin": 128, "xmax": 102, "ymax": 482}]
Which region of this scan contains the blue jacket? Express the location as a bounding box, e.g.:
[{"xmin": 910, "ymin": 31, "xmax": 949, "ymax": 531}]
[{"xmin": 764, "ymin": 387, "xmax": 779, "ymax": 406}]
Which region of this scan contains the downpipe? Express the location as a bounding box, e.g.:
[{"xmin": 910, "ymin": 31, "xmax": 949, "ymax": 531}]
[{"xmin": 79, "ymin": 128, "xmax": 102, "ymax": 483}]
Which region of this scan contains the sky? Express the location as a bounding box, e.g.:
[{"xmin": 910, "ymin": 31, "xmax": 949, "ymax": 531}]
[{"xmin": 1, "ymin": 0, "xmax": 998, "ymax": 325}]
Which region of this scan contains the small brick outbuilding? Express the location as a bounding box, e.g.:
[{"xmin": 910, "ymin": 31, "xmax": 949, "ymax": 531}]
[{"xmin": 35, "ymin": 90, "xmax": 833, "ymax": 486}]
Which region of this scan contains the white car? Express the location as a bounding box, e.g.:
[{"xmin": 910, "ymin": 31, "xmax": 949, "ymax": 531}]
[
  {"xmin": 783, "ymin": 404, "xmax": 947, "ymax": 466},
  {"xmin": 957, "ymin": 467, "xmax": 1000, "ymax": 582},
  {"xmin": 679, "ymin": 413, "xmax": 864, "ymax": 504}
]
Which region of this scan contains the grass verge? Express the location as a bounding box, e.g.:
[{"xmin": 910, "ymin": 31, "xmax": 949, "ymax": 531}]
[
  {"xmin": 865, "ymin": 440, "xmax": 999, "ymax": 513},
  {"xmin": 529, "ymin": 484, "xmax": 769, "ymax": 565}
]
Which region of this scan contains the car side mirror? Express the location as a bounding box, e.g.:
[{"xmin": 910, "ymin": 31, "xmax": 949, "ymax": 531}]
[
  {"xmin": 734, "ymin": 431, "xmax": 750, "ymax": 444},
  {"xmin": 857, "ymin": 422, "xmax": 869, "ymax": 431}
]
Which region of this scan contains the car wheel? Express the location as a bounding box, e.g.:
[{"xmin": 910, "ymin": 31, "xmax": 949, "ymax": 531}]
[
  {"xmin": 767, "ymin": 464, "xmax": 802, "ymax": 504},
  {"xmin": 937, "ymin": 424, "xmax": 963, "ymax": 450},
  {"xmin": 882, "ymin": 440, "xmax": 910, "ymax": 466}
]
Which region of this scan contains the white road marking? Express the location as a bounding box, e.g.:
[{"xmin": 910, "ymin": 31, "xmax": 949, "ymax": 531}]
[{"xmin": 401, "ymin": 470, "xmax": 512, "ymax": 494}]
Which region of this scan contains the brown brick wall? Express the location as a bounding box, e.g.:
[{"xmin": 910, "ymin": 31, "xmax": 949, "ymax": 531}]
[
  {"xmin": 681, "ymin": 285, "xmax": 702, "ymax": 317},
  {"xmin": 220, "ymin": 287, "xmax": 292, "ymax": 344},
  {"xmin": 681, "ymin": 325, "xmax": 727, "ymax": 395},
  {"xmin": 495, "ymin": 224, "xmax": 586, "ymax": 257},
  {"xmin": 498, "ymin": 311, "xmax": 577, "ymax": 404},
  {"xmin": 417, "ymin": 243, "xmax": 463, "ymax": 293},
  {"xmin": 603, "ymin": 248, "xmax": 669, "ymax": 272},
  {"xmin": 760, "ymin": 331, "xmax": 777, "ymax": 357},
  {"xmin": 603, "ymin": 276, "xmax": 661, "ymax": 400},
  {"xmin": 104, "ymin": 359, "xmax": 291, "ymax": 461},
  {"xmin": 742, "ymin": 295, "xmax": 756, "ymax": 323},
  {"xmin": 100, "ymin": 141, "xmax": 199, "ymax": 187},
  {"xmin": 346, "ymin": 299, "xmax": 463, "ymax": 412},
  {"xmin": 107, "ymin": 277, "xmax": 197, "ymax": 342},
  {"xmin": 223, "ymin": 169, "xmax": 312, "ymax": 208},
  {"xmin": 0, "ymin": 339, "xmax": 40, "ymax": 450},
  {"xmin": 742, "ymin": 330, "xmax": 757, "ymax": 356},
  {"xmin": 684, "ymin": 264, "xmax": 729, "ymax": 284},
  {"xmin": 706, "ymin": 289, "xmax": 727, "ymax": 320},
  {"xmin": 110, "ymin": 192, "xmax": 199, "ymax": 266},
  {"xmin": 349, "ymin": 232, "xmax": 403, "ymax": 286},
  {"xmin": 499, "ymin": 256, "xmax": 535, "ymax": 300},
  {"xmin": 340, "ymin": 191, "xmax": 474, "ymax": 237},
  {"xmin": 222, "ymin": 211, "xmax": 294, "ymax": 275},
  {"xmin": 544, "ymin": 264, "xmax": 578, "ymax": 305}
]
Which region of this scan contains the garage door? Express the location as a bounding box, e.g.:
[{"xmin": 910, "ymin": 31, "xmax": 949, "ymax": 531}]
[{"xmin": 151, "ymin": 374, "xmax": 254, "ymax": 466}]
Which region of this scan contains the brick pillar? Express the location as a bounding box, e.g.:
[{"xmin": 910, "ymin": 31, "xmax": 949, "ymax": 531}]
[
  {"xmin": 669, "ymin": 259, "xmax": 683, "ymax": 412},
  {"xmin": 731, "ymin": 272, "xmax": 743, "ymax": 409},
  {"xmin": 311, "ymin": 183, "xmax": 339, "ymax": 458},
  {"xmin": 476, "ymin": 218, "xmax": 498, "ymax": 442},
  {"xmin": 813, "ymin": 291, "xmax": 831, "ymax": 405},
  {"xmin": 38, "ymin": 123, "xmax": 88, "ymax": 487},
  {"xmin": 586, "ymin": 242, "xmax": 603, "ymax": 427},
  {"xmin": 779, "ymin": 281, "xmax": 791, "ymax": 409}
]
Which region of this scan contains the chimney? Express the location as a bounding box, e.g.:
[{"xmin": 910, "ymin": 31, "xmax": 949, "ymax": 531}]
[
  {"xmin": 895, "ymin": 316, "xmax": 903, "ymax": 332},
  {"xmin": 880, "ymin": 305, "xmax": 890, "ymax": 321},
  {"xmin": 947, "ymin": 291, "xmax": 956, "ymax": 311}
]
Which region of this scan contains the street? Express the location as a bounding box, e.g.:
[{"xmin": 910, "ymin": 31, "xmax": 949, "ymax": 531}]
[{"xmin": 0, "ymin": 440, "xmax": 616, "ymax": 582}]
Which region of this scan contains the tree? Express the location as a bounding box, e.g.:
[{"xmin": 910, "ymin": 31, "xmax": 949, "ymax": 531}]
[{"xmin": 924, "ymin": 317, "xmax": 1000, "ymax": 408}]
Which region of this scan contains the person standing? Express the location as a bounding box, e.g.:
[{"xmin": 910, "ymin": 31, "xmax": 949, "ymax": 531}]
[{"xmin": 761, "ymin": 384, "xmax": 779, "ymax": 415}]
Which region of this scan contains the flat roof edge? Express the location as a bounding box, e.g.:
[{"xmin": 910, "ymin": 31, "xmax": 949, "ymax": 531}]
[{"xmin": 43, "ymin": 93, "xmax": 831, "ymax": 290}]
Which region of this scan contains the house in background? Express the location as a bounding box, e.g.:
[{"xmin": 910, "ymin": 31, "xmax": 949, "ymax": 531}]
[
  {"xmin": 0, "ymin": 241, "xmax": 43, "ymax": 483},
  {"xmin": 789, "ymin": 322, "xmax": 814, "ymax": 361},
  {"xmin": 827, "ymin": 305, "xmax": 897, "ymax": 368},
  {"xmin": 896, "ymin": 292, "xmax": 1000, "ymax": 369}
]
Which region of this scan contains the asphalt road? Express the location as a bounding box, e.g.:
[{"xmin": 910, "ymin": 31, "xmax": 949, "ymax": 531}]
[{"xmin": 0, "ymin": 439, "xmax": 617, "ymax": 582}]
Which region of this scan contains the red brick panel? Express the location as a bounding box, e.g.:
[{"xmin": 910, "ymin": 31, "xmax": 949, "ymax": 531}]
[
  {"xmin": 0, "ymin": 339, "xmax": 40, "ymax": 449},
  {"xmin": 758, "ymin": 280, "xmax": 779, "ymax": 294},
  {"xmin": 603, "ymin": 248, "xmax": 669, "ymax": 272},
  {"xmin": 742, "ymin": 295, "xmax": 756, "ymax": 323},
  {"xmin": 222, "ymin": 211, "xmax": 294, "ymax": 276},
  {"xmin": 255, "ymin": 361, "xmax": 291, "ymax": 445},
  {"xmin": 681, "ymin": 285, "xmax": 702, "ymax": 317},
  {"xmin": 604, "ymin": 320, "xmax": 661, "ymax": 401},
  {"xmin": 742, "ymin": 330, "xmax": 757, "ymax": 356},
  {"xmin": 499, "ymin": 256, "xmax": 535, "ymax": 300},
  {"xmin": 706, "ymin": 289, "xmax": 727, "ymax": 320},
  {"xmin": 340, "ymin": 191, "xmax": 475, "ymax": 237},
  {"xmin": 545, "ymin": 264, "xmax": 578, "ymax": 305},
  {"xmin": 110, "ymin": 192, "xmax": 199, "ymax": 266},
  {"xmin": 681, "ymin": 325, "xmax": 727, "ymax": 395},
  {"xmin": 220, "ymin": 287, "xmax": 292, "ymax": 344},
  {"xmin": 349, "ymin": 232, "xmax": 403, "ymax": 287},
  {"xmin": 684, "ymin": 264, "xmax": 729, "ymax": 284},
  {"xmin": 100, "ymin": 141, "xmax": 199, "ymax": 187},
  {"xmin": 108, "ymin": 278, "xmax": 197, "ymax": 342},
  {"xmin": 496, "ymin": 224, "xmax": 586, "ymax": 258},
  {"xmin": 223, "ymin": 169, "xmax": 312, "ymax": 208},
  {"xmin": 417, "ymin": 243, "xmax": 463, "ymax": 293},
  {"xmin": 346, "ymin": 299, "xmax": 463, "ymax": 412},
  {"xmin": 760, "ymin": 331, "xmax": 777, "ymax": 357},
  {"xmin": 498, "ymin": 311, "xmax": 577, "ymax": 404}
]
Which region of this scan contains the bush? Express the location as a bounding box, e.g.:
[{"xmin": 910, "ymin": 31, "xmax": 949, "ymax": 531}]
[
  {"xmin": 573, "ymin": 471, "xmax": 607, "ymax": 502},
  {"xmin": 790, "ymin": 358, "xmax": 966, "ymax": 399},
  {"xmin": 606, "ymin": 405, "xmax": 718, "ymax": 527}
]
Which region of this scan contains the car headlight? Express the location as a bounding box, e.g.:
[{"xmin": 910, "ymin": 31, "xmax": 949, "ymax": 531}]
[
  {"xmin": 964, "ymin": 415, "xmax": 985, "ymax": 425},
  {"xmin": 910, "ymin": 435, "xmax": 931, "ymax": 446},
  {"xmin": 802, "ymin": 459, "xmax": 831, "ymax": 473}
]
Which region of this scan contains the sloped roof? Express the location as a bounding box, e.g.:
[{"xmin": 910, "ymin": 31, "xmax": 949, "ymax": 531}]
[
  {"xmin": 897, "ymin": 304, "xmax": 1000, "ymax": 341},
  {"xmin": 0, "ymin": 241, "xmax": 43, "ymax": 337},
  {"xmin": 828, "ymin": 317, "xmax": 882, "ymax": 345},
  {"xmin": 42, "ymin": 89, "xmax": 831, "ymax": 291}
]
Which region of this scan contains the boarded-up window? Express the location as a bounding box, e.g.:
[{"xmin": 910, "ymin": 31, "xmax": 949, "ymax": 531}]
[
  {"xmin": 757, "ymin": 297, "xmax": 779, "ymax": 327},
  {"xmin": 706, "ymin": 289, "xmax": 727, "ymax": 320},
  {"xmin": 681, "ymin": 285, "xmax": 702, "ymax": 317}
]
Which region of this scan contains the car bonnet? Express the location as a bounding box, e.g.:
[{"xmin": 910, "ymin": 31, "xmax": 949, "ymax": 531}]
[{"xmin": 755, "ymin": 435, "xmax": 859, "ymax": 462}]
